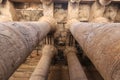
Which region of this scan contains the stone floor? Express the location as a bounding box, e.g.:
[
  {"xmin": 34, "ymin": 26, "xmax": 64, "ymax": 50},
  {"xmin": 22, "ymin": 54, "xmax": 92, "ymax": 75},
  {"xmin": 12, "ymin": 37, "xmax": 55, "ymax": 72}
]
[
  {"xmin": 9, "ymin": 50, "xmax": 42, "ymax": 80},
  {"xmin": 9, "ymin": 50, "xmax": 103, "ymax": 80},
  {"xmin": 9, "ymin": 50, "xmax": 70, "ymax": 80}
]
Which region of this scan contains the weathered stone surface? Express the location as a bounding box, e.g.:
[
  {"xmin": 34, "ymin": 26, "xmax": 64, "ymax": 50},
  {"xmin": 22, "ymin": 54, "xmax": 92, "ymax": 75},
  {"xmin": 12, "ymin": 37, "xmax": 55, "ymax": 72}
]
[
  {"xmin": 70, "ymin": 23, "xmax": 120, "ymax": 80},
  {"xmin": 0, "ymin": 22, "xmax": 51, "ymax": 80}
]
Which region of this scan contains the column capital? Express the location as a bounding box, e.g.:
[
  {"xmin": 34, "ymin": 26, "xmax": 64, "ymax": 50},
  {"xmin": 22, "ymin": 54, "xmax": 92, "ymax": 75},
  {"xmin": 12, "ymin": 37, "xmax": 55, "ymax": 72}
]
[
  {"xmin": 42, "ymin": 45, "xmax": 57, "ymax": 57},
  {"xmin": 64, "ymin": 46, "xmax": 77, "ymax": 56},
  {"xmin": 70, "ymin": 0, "xmax": 81, "ymax": 3},
  {"xmin": 41, "ymin": 0, "xmax": 53, "ymax": 5},
  {"xmin": 0, "ymin": 0, "xmax": 2, "ymax": 3},
  {"xmin": 98, "ymin": 0, "xmax": 112, "ymax": 6},
  {"xmin": 39, "ymin": 16, "xmax": 57, "ymax": 32},
  {"xmin": 66, "ymin": 19, "xmax": 79, "ymax": 29}
]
